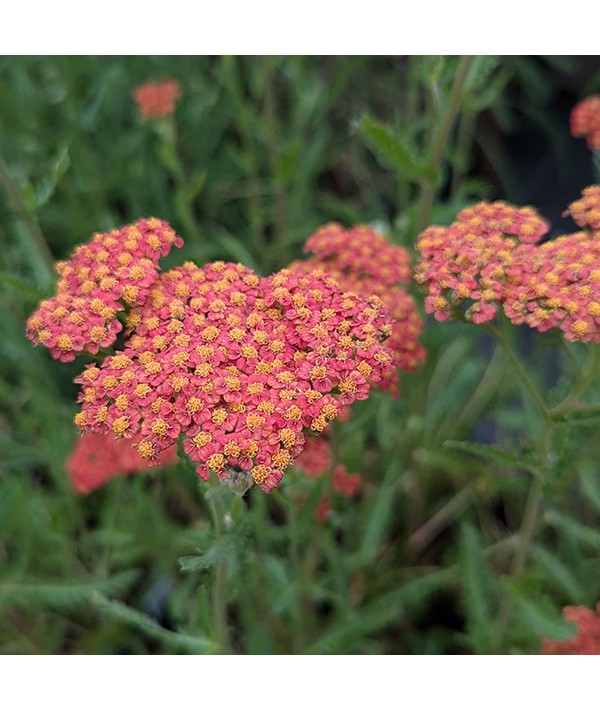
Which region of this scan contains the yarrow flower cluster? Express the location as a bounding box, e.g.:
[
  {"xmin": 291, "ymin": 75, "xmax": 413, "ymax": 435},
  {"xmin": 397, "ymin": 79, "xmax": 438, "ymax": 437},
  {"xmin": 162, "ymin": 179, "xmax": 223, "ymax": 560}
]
[
  {"xmin": 570, "ymin": 94, "xmax": 600, "ymax": 151},
  {"xmin": 133, "ymin": 79, "xmax": 181, "ymax": 120},
  {"xmin": 542, "ymin": 603, "xmax": 600, "ymax": 654},
  {"xmin": 564, "ymin": 184, "xmax": 600, "ymax": 232},
  {"xmin": 69, "ymin": 258, "xmax": 396, "ymax": 492},
  {"xmin": 415, "ymin": 187, "xmax": 600, "ymax": 342},
  {"xmin": 415, "ymin": 201, "xmax": 549, "ymax": 324},
  {"xmin": 25, "ymin": 218, "xmax": 183, "ymax": 361},
  {"xmin": 292, "ymin": 222, "xmax": 426, "ymax": 394},
  {"xmin": 66, "ymin": 433, "xmax": 177, "ymax": 495}
]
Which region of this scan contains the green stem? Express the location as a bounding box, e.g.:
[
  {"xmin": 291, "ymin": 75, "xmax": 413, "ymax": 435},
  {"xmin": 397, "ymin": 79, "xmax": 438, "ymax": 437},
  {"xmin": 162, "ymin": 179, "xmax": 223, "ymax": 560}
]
[
  {"xmin": 261, "ymin": 58, "xmax": 287, "ymax": 268},
  {"xmin": 550, "ymin": 347, "xmax": 600, "ymax": 418},
  {"xmin": 483, "ymin": 323, "xmax": 550, "ymax": 420},
  {"xmin": 222, "ymin": 57, "xmax": 265, "ymax": 259},
  {"xmin": 494, "ymin": 423, "xmax": 553, "ymax": 650},
  {"xmin": 415, "ymin": 55, "xmax": 475, "ymax": 235},
  {"xmin": 0, "ymin": 152, "xmax": 55, "ymax": 277},
  {"xmin": 205, "ymin": 489, "xmax": 231, "ymax": 654},
  {"xmin": 155, "ymin": 119, "xmax": 204, "ymax": 253}
]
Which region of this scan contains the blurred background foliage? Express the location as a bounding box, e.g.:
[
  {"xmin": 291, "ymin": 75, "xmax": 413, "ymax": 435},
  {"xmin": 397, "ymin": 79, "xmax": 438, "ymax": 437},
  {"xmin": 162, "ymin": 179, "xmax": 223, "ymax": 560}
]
[{"xmin": 2, "ymin": 55, "xmax": 600, "ymax": 654}]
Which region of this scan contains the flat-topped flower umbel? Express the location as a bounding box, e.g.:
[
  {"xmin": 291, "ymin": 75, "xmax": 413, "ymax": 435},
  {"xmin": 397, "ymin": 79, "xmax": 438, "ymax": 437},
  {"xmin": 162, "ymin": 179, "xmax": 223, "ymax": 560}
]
[
  {"xmin": 25, "ymin": 218, "xmax": 183, "ymax": 361},
  {"xmin": 26, "ymin": 218, "xmax": 396, "ymax": 492},
  {"xmin": 570, "ymin": 94, "xmax": 600, "ymax": 151},
  {"xmin": 415, "ymin": 188, "xmax": 600, "ymax": 343},
  {"xmin": 292, "ymin": 222, "xmax": 426, "ymax": 394},
  {"xmin": 62, "ymin": 258, "xmax": 395, "ymax": 492}
]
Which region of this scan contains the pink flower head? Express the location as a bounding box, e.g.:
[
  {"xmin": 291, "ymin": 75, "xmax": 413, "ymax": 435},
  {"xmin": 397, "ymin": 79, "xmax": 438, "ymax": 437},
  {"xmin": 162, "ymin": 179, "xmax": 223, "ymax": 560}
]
[
  {"xmin": 415, "ymin": 201, "xmax": 550, "ymax": 324},
  {"xmin": 25, "ymin": 218, "xmax": 183, "ymax": 361},
  {"xmin": 503, "ymin": 186, "xmax": 600, "ymax": 343},
  {"xmin": 570, "ymin": 95, "xmax": 600, "ymax": 150},
  {"xmin": 66, "ymin": 432, "xmax": 177, "ymax": 495},
  {"xmin": 563, "ymin": 185, "xmax": 600, "ymax": 232},
  {"xmin": 417, "ymin": 189, "xmax": 600, "ymax": 343},
  {"xmin": 133, "ymin": 79, "xmax": 181, "ymax": 120},
  {"xmin": 542, "ymin": 603, "xmax": 600, "ymax": 654},
  {"xmin": 291, "ymin": 222, "xmax": 426, "ymax": 395},
  {"xmin": 503, "ymin": 231, "xmax": 600, "ymax": 342},
  {"xmin": 74, "ymin": 261, "xmax": 396, "ymax": 493}
]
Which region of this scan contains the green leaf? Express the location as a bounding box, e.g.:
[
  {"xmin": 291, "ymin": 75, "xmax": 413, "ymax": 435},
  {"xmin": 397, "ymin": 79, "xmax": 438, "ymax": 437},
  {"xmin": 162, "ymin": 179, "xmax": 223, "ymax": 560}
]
[
  {"xmin": 185, "ymin": 170, "xmax": 207, "ymax": 202},
  {"xmin": 459, "ymin": 523, "xmax": 494, "ymax": 653},
  {"xmin": 0, "ymin": 272, "xmax": 45, "ymax": 301},
  {"xmin": 545, "ymin": 509, "xmax": 600, "ymax": 550},
  {"xmin": 358, "ymin": 448, "xmax": 409, "ymax": 562},
  {"xmin": 531, "ymin": 545, "xmax": 583, "ymax": 600},
  {"xmin": 444, "ymin": 440, "xmax": 539, "ymax": 473},
  {"xmin": 0, "ymin": 570, "xmax": 139, "ymax": 612},
  {"xmin": 178, "ymin": 535, "xmax": 234, "ymax": 572},
  {"xmin": 34, "ymin": 146, "xmax": 70, "ymax": 210},
  {"xmin": 91, "ymin": 593, "xmax": 215, "ymax": 653},
  {"xmin": 580, "ymin": 466, "xmax": 600, "ymax": 515},
  {"xmin": 504, "ymin": 582, "xmax": 577, "ymax": 641},
  {"xmin": 358, "ymin": 114, "xmax": 437, "ymax": 182}
]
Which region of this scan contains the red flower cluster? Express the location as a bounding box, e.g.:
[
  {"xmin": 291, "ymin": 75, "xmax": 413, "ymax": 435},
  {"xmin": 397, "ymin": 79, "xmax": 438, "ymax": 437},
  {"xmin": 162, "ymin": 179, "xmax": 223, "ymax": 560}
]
[
  {"xmin": 73, "ymin": 261, "xmax": 396, "ymax": 492},
  {"xmin": 542, "ymin": 603, "xmax": 600, "ymax": 654},
  {"xmin": 66, "ymin": 432, "xmax": 177, "ymax": 495},
  {"xmin": 416, "ymin": 188, "xmax": 600, "ymax": 342},
  {"xmin": 25, "ymin": 218, "xmax": 183, "ymax": 361},
  {"xmin": 133, "ymin": 79, "xmax": 181, "ymax": 120},
  {"xmin": 570, "ymin": 94, "xmax": 600, "ymax": 150},
  {"xmin": 564, "ymin": 185, "xmax": 600, "ymax": 231},
  {"xmin": 292, "ymin": 223, "xmax": 426, "ymax": 394},
  {"xmin": 415, "ymin": 201, "xmax": 549, "ymax": 324}
]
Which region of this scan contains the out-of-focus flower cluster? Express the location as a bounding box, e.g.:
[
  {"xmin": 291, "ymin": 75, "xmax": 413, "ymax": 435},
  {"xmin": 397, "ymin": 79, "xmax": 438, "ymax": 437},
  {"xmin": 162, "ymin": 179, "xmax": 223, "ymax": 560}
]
[
  {"xmin": 66, "ymin": 432, "xmax": 177, "ymax": 495},
  {"xmin": 415, "ymin": 186, "xmax": 600, "ymax": 342},
  {"xmin": 133, "ymin": 79, "xmax": 181, "ymax": 120},
  {"xmin": 294, "ymin": 435, "xmax": 361, "ymax": 521},
  {"xmin": 542, "ymin": 603, "xmax": 600, "ymax": 654},
  {"xmin": 72, "ymin": 261, "xmax": 396, "ymax": 492},
  {"xmin": 291, "ymin": 222, "xmax": 426, "ymax": 394},
  {"xmin": 570, "ymin": 94, "xmax": 600, "ymax": 151},
  {"xmin": 26, "ymin": 218, "xmax": 183, "ymax": 361}
]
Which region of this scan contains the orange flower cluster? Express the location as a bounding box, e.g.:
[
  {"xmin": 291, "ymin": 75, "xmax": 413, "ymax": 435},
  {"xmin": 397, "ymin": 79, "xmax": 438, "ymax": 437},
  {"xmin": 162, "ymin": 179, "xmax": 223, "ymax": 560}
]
[
  {"xmin": 570, "ymin": 94, "xmax": 600, "ymax": 150},
  {"xmin": 292, "ymin": 223, "xmax": 426, "ymax": 394},
  {"xmin": 416, "ymin": 188, "xmax": 600, "ymax": 342},
  {"xmin": 415, "ymin": 201, "xmax": 549, "ymax": 324},
  {"xmin": 564, "ymin": 185, "xmax": 600, "ymax": 231},
  {"xmin": 25, "ymin": 218, "xmax": 183, "ymax": 361},
  {"xmin": 73, "ymin": 261, "xmax": 395, "ymax": 492},
  {"xmin": 133, "ymin": 79, "xmax": 181, "ymax": 120},
  {"xmin": 66, "ymin": 432, "xmax": 177, "ymax": 495},
  {"xmin": 542, "ymin": 603, "xmax": 600, "ymax": 654}
]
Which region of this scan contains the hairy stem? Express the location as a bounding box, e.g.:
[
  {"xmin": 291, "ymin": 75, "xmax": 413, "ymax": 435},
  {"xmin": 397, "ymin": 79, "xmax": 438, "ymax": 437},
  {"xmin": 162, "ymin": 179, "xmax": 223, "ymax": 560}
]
[
  {"xmin": 415, "ymin": 55, "xmax": 475, "ymax": 235},
  {"xmin": 0, "ymin": 152, "xmax": 55, "ymax": 277},
  {"xmin": 483, "ymin": 323, "xmax": 549, "ymax": 420},
  {"xmin": 206, "ymin": 489, "xmax": 231, "ymax": 654}
]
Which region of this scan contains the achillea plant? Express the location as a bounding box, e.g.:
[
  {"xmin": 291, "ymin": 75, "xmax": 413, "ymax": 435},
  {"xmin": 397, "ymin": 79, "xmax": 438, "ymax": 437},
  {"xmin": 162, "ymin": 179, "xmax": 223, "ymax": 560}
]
[
  {"xmin": 415, "ymin": 187, "xmax": 600, "ymax": 342},
  {"xmin": 570, "ymin": 95, "xmax": 600, "ymax": 151},
  {"xmin": 133, "ymin": 79, "xmax": 182, "ymax": 120},
  {"xmin": 27, "ymin": 220, "xmax": 397, "ymax": 494},
  {"xmin": 542, "ymin": 603, "xmax": 600, "ymax": 654},
  {"xmin": 292, "ymin": 222, "xmax": 426, "ymax": 394},
  {"xmin": 67, "ymin": 432, "xmax": 177, "ymax": 495}
]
